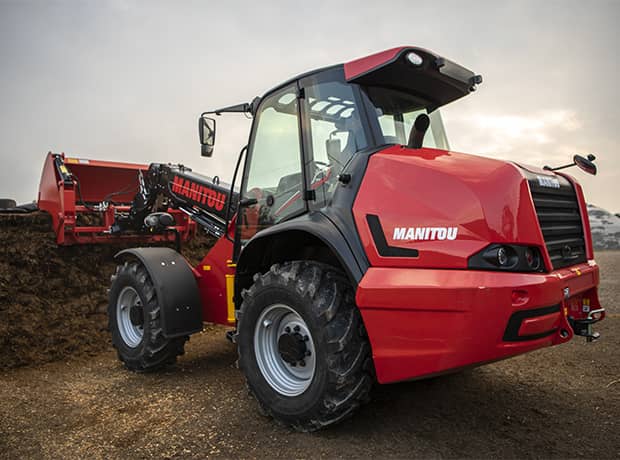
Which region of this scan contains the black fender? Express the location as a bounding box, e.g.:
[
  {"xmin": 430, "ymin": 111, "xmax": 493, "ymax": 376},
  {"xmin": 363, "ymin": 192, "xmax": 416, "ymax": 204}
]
[
  {"xmin": 236, "ymin": 211, "xmax": 367, "ymax": 296},
  {"xmin": 115, "ymin": 247, "xmax": 203, "ymax": 338}
]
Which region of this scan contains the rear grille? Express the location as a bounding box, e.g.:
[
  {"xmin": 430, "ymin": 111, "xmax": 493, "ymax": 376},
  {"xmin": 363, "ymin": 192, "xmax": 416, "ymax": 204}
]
[{"xmin": 526, "ymin": 172, "xmax": 587, "ymax": 270}]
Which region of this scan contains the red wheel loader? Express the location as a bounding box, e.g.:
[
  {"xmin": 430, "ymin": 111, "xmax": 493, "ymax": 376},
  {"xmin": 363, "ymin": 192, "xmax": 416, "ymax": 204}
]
[{"xmin": 37, "ymin": 46, "xmax": 605, "ymax": 431}]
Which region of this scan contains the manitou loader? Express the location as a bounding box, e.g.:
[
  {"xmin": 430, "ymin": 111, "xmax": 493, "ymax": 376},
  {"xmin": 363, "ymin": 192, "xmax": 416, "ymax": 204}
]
[{"xmin": 37, "ymin": 46, "xmax": 605, "ymax": 431}]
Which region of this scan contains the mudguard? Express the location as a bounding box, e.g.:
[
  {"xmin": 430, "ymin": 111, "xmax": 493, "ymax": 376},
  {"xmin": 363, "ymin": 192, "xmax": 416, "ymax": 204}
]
[
  {"xmin": 115, "ymin": 247, "xmax": 203, "ymax": 338},
  {"xmin": 237, "ymin": 211, "xmax": 366, "ymax": 285}
]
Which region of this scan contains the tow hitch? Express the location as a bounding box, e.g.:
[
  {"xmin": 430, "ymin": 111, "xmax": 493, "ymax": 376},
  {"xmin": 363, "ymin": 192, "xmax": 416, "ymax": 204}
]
[{"xmin": 569, "ymin": 308, "xmax": 605, "ymax": 342}]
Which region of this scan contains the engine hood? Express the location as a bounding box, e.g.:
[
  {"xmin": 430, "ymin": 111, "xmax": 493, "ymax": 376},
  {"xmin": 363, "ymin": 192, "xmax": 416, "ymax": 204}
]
[{"xmin": 352, "ymin": 145, "xmax": 546, "ymax": 269}]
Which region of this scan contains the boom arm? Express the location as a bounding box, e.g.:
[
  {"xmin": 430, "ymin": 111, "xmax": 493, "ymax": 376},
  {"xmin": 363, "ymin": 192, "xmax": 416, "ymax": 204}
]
[{"xmin": 112, "ymin": 163, "xmax": 237, "ymax": 239}]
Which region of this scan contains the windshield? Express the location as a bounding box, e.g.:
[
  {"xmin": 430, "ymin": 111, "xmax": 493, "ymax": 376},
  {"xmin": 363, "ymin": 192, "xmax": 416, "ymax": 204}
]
[{"xmin": 363, "ymin": 86, "xmax": 450, "ymax": 150}]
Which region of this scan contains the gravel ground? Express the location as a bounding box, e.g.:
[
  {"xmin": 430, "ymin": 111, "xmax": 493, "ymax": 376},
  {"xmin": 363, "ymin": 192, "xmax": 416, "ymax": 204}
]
[{"xmin": 1, "ymin": 251, "xmax": 618, "ymax": 459}]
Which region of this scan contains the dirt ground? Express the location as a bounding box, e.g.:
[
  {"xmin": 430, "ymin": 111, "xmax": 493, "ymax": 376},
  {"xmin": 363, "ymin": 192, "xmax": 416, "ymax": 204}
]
[
  {"xmin": 0, "ymin": 212, "xmax": 214, "ymax": 369},
  {"xmin": 0, "ymin": 214, "xmax": 618, "ymax": 458}
]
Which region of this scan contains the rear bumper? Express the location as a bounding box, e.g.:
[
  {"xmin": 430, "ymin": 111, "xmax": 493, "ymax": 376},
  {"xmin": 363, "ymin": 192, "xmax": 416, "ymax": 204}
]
[{"xmin": 356, "ymin": 260, "xmax": 601, "ymax": 384}]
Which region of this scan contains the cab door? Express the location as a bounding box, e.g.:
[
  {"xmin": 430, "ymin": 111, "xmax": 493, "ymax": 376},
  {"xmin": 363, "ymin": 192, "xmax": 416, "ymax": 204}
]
[{"xmin": 236, "ymin": 84, "xmax": 306, "ymax": 245}]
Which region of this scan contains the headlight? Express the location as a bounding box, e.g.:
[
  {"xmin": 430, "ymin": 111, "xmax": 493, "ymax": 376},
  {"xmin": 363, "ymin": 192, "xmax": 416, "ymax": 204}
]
[
  {"xmin": 468, "ymin": 244, "xmax": 545, "ymax": 272},
  {"xmin": 496, "ymin": 246, "xmax": 510, "ymax": 266}
]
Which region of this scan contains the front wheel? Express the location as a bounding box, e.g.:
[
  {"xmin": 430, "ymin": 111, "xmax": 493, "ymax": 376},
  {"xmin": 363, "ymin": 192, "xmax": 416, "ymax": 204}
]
[
  {"xmin": 108, "ymin": 260, "xmax": 187, "ymax": 372},
  {"xmin": 237, "ymin": 261, "xmax": 373, "ymax": 431}
]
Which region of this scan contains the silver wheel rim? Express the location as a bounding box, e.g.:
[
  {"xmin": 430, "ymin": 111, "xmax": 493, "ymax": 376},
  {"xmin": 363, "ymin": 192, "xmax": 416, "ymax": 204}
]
[
  {"xmin": 116, "ymin": 286, "xmax": 144, "ymax": 348},
  {"xmin": 253, "ymin": 303, "xmax": 316, "ymax": 397}
]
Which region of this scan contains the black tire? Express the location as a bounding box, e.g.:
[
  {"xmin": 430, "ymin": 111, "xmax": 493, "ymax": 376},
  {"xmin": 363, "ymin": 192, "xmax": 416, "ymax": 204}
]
[
  {"xmin": 108, "ymin": 260, "xmax": 187, "ymax": 372},
  {"xmin": 0, "ymin": 198, "xmax": 16, "ymax": 209},
  {"xmin": 237, "ymin": 261, "xmax": 373, "ymax": 431}
]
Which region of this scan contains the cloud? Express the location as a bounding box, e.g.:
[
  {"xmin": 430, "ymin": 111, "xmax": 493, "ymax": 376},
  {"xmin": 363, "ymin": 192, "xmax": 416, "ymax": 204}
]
[
  {"xmin": 472, "ymin": 110, "xmax": 580, "ymax": 143},
  {"xmin": 445, "ymin": 109, "xmax": 584, "ymax": 166},
  {"xmin": 0, "ymin": 0, "xmax": 617, "ymax": 212}
]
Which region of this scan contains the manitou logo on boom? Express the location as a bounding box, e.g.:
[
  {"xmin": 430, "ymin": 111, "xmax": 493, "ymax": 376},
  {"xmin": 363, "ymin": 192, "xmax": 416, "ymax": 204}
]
[
  {"xmin": 393, "ymin": 226, "xmax": 458, "ymax": 241},
  {"xmin": 171, "ymin": 175, "xmax": 226, "ymax": 211}
]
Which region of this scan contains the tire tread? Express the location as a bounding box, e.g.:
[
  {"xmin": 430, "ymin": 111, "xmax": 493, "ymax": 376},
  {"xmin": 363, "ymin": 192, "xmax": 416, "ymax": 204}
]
[
  {"xmin": 238, "ymin": 260, "xmax": 373, "ymax": 432},
  {"xmin": 108, "ymin": 261, "xmax": 187, "ymax": 372}
]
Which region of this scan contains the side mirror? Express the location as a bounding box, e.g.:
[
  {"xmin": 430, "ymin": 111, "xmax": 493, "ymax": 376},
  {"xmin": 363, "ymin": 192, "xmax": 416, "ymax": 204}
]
[
  {"xmin": 199, "ymin": 115, "xmax": 216, "ymax": 157},
  {"xmin": 573, "ymin": 154, "xmax": 597, "ymax": 175}
]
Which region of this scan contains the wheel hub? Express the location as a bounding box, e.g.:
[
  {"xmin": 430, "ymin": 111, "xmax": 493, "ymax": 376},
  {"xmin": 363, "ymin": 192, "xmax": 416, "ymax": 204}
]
[
  {"xmin": 116, "ymin": 286, "xmax": 144, "ymax": 348},
  {"xmin": 129, "ymin": 304, "xmax": 144, "ymax": 327},
  {"xmin": 277, "ymin": 332, "xmax": 307, "ymax": 365},
  {"xmin": 254, "ymin": 304, "xmax": 317, "ymax": 396}
]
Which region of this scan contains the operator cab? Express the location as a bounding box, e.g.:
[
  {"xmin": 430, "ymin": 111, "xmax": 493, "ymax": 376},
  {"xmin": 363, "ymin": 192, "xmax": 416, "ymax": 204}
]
[{"xmin": 199, "ymin": 46, "xmax": 482, "ymax": 242}]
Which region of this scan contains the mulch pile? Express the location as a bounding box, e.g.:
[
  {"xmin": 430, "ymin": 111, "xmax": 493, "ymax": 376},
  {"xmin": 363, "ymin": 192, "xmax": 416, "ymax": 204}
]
[{"xmin": 0, "ymin": 212, "xmax": 214, "ymax": 369}]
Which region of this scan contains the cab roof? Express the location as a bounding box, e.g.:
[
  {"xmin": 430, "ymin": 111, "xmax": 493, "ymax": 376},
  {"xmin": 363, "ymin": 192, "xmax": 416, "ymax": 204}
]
[
  {"xmin": 344, "ymin": 46, "xmax": 482, "ymax": 110},
  {"xmin": 212, "ymin": 46, "xmax": 482, "ymax": 115},
  {"xmin": 270, "ymin": 46, "xmax": 482, "ymax": 112}
]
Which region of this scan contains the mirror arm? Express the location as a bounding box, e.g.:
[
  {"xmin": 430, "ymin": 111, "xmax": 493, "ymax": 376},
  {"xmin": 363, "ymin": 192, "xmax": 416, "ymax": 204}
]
[
  {"xmin": 543, "ymin": 154, "xmax": 597, "ymax": 176},
  {"xmin": 543, "ymin": 163, "xmax": 575, "ymax": 171},
  {"xmin": 202, "ymin": 102, "xmax": 252, "ymax": 117}
]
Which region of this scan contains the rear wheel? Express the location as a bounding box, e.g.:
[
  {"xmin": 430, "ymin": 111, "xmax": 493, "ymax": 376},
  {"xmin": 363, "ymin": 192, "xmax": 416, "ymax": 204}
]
[
  {"xmin": 108, "ymin": 260, "xmax": 187, "ymax": 371},
  {"xmin": 237, "ymin": 261, "xmax": 373, "ymax": 431}
]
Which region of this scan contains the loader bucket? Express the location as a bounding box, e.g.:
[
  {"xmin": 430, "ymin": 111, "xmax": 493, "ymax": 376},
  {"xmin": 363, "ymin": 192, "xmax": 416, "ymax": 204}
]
[{"xmin": 37, "ymin": 152, "xmax": 195, "ymax": 245}]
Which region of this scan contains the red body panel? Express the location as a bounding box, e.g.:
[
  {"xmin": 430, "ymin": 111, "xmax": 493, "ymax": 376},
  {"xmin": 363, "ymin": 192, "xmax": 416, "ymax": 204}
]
[
  {"xmin": 344, "ymin": 47, "xmax": 405, "ymax": 80},
  {"xmin": 196, "ymin": 229, "xmax": 235, "ymax": 326},
  {"xmin": 37, "ymin": 152, "xmax": 195, "ymax": 245},
  {"xmin": 356, "ymin": 260, "xmax": 600, "ymax": 383},
  {"xmin": 353, "ymin": 145, "xmax": 546, "ymax": 269},
  {"xmin": 352, "ymin": 145, "xmax": 601, "ymax": 383},
  {"xmin": 344, "ymin": 45, "xmax": 441, "ymax": 81}
]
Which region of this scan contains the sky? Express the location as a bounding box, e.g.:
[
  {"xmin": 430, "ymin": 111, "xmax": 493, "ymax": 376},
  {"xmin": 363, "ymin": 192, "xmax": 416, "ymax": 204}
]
[{"xmin": 0, "ymin": 0, "xmax": 618, "ymax": 212}]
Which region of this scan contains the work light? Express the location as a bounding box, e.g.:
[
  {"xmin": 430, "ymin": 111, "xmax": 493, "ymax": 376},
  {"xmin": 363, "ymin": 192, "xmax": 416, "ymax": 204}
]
[{"xmin": 406, "ymin": 52, "xmax": 423, "ymax": 66}]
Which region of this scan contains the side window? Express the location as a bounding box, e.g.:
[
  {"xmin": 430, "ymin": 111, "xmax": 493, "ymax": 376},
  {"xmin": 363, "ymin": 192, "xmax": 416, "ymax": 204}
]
[
  {"xmin": 402, "ymin": 110, "xmax": 439, "ymax": 149},
  {"xmin": 303, "ymin": 81, "xmax": 367, "ymax": 207},
  {"xmin": 363, "ymin": 86, "xmax": 450, "ymax": 150},
  {"xmin": 240, "ymin": 86, "xmax": 303, "ymax": 241},
  {"xmin": 375, "ymin": 109, "xmax": 447, "ymax": 149}
]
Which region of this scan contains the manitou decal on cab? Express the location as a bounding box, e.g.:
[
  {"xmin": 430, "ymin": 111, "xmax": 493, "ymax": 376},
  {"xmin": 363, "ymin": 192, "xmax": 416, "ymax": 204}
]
[{"xmin": 393, "ymin": 226, "xmax": 458, "ymax": 241}]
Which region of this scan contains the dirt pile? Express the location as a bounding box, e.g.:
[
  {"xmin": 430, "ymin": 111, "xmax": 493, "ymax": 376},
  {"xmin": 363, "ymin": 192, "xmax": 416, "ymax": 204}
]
[{"xmin": 0, "ymin": 212, "xmax": 214, "ymax": 369}]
